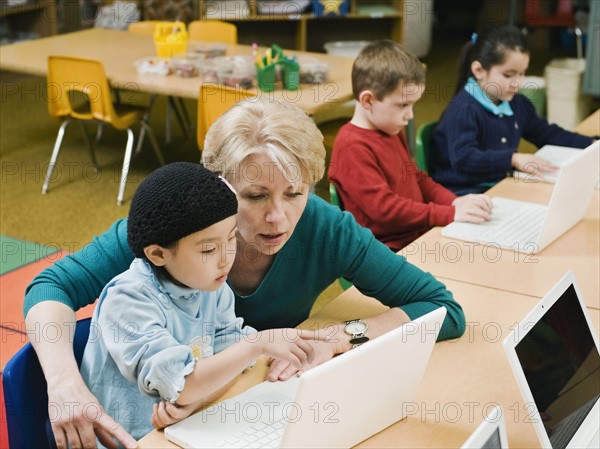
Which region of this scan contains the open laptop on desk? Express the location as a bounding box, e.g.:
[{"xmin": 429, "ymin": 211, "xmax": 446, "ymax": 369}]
[
  {"xmin": 504, "ymin": 271, "xmax": 600, "ymax": 449},
  {"xmin": 442, "ymin": 142, "xmax": 599, "ymax": 254},
  {"xmin": 165, "ymin": 307, "xmax": 447, "ymax": 449},
  {"xmin": 461, "ymin": 405, "xmax": 509, "ymax": 449}
]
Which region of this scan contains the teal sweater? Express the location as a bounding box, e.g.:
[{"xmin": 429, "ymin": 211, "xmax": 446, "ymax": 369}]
[{"xmin": 24, "ymin": 195, "xmax": 465, "ymax": 340}]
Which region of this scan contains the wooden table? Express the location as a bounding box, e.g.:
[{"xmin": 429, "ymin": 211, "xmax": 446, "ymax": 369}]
[
  {"xmin": 138, "ymin": 279, "xmax": 600, "ymax": 448},
  {"xmin": 574, "ymin": 108, "xmax": 600, "ymax": 136},
  {"xmin": 0, "ymin": 28, "xmax": 354, "ymax": 115},
  {"xmin": 402, "ymin": 181, "xmax": 600, "ymax": 309},
  {"xmin": 402, "ymin": 110, "xmax": 600, "ymax": 309}
]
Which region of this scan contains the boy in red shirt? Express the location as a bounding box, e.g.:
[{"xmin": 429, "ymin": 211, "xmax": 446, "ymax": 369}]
[{"xmin": 329, "ymin": 40, "xmax": 493, "ymax": 251}]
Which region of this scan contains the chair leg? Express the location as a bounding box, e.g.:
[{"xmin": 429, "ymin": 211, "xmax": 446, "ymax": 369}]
[
  {"xmin": 574, "ymin": 26, "xmax": 583, "ymax": 59},
  {"xmin": 117, "ymin": 128, "xmax": 135, "ymax": 206},
  {"xmin": 77, "ymin": 122, "xmax": 99, "ymax": 170},
  {"xmin": 42, "ymin": 119, "xmax": 72, "ymax": 194},
  {"xmin": 168, "ymin": 96, "xmax": 190, "ymax": 140},
  {"xmin": 141, "ymin": 121, "xmax": 166, "ymax": 166},
  {"xmin": 176, "ymin": 97, "xmax": 192, "ymax": 130},
  {"xmin": 135, "ymin": 94, "xmax": 158, "ymax": 155},
  {"xmin": 135, "ymin": 125, "xmax": 146, "ymax": 156},
  {"xmin": 95, "ymin": 124, "xmax": 104, "ymax": 143},
  {"xmin": 166, "ymin": 98, "xmax": 174, "ymax": 145}
]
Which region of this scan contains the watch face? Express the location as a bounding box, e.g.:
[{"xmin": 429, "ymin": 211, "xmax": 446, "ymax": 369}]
[{"xmin": 345, "ymin": 321, "xmax": 367, "ymax": 334}]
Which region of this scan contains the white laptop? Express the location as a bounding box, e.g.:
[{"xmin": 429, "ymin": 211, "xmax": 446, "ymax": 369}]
[
  {"xmin": 513, "ymin": 145, "xmax": 583, "ymax": 184},
  {"xmin": 461, "ymin": 405, "xmax": 509, "ymax": 449},
  {"xmin": 503, "ymin": 271, "xmax": 600, "ymax": 449},
  {"xmin": 165, "ymin": 307, "xmax": 447, "ymax": 449},
  {"xmin": 442, "ymin": 141, "xmax": 599, "ymax": 254}
]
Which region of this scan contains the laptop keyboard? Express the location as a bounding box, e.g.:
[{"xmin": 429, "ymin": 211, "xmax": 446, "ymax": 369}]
[
  {"xmin": 548, "ymin": 396, "xmax": 599, "ymax": 449},
  {"xmin": 483, "ymin": 206, "xmax": 545, "ymax": 247},
  {"xmin": 211, "ymin": 418, "xmax": 286, "ymax": 448}
]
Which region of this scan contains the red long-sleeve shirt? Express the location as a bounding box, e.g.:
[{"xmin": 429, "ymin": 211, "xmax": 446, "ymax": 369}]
[{"xmin": 329, "ymin": 123, "xmax": 457, "ymax": 251}]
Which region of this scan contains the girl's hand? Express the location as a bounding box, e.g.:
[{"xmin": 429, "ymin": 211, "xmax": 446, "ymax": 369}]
[
  {"xmin": 151, "ymin": 400, "xmax": 198, "ymax": 430},
  {"xmin": 266, "ymin": 338, "xmax": 337, "ymax": 381},
  {"xmin": 257, "ymin": 329, "xmax": 315, "ymax": 372},
  {"xmin": 512, "ymin": 153, "xmax": 559, "ymax": 176},
  {"xmin": 453, "ymin": 194, "xmax": 493, "ymax": 223}
]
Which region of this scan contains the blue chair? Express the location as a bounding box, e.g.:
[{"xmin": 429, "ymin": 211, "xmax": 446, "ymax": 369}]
[
  {"xmin": 328, "ymin": 183, "xmax": 353, "ymax": 291},
  {"xmin": 3, "ymin": 317, "xmax": 92, "ymax": 449}
]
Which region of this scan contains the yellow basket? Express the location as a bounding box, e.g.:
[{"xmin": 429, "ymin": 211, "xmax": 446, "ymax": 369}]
[{"xmin": 153, "ymin": 21, "xmax": 188, "ymax": 58}]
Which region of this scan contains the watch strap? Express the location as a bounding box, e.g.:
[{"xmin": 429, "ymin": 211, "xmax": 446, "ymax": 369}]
[{"xmin": 349, "ymin": 335, "xmax": 370, "ymax": 348}]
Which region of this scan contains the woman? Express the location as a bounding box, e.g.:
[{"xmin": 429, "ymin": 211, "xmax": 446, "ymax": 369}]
[{"xmin": 24, "ymin": 98, "xmax": 465, "ymax": 449}]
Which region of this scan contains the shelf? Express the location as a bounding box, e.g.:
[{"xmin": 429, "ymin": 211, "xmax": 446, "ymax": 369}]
[
  {"xmin": 0, "ymin": 0, "xmax": 57, "ymax": 38},
  {"xmin": 222, "ymin": 11, "xmax": 402, "ymax": 21},
  {"xmin": 197, "ymin": 0, "xmax": 404, "ymax": 52},
  {"xmin": 0, "ymin": 2, "xmax": 46, "ymax": 17}
]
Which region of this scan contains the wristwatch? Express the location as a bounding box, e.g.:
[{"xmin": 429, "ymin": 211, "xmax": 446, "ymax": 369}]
[{"xmin": 343, "ymin": 319, "xmax": 369, "ymax": 349}]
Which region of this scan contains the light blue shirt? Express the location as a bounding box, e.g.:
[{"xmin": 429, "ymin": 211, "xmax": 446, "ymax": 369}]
[
  {"xmin": 464, "ymin": 76, "xmax": 514, "ymax": 116},
  {"xmin": 80, "ymin": 258, "xmax": 255, "ymax": 445}
]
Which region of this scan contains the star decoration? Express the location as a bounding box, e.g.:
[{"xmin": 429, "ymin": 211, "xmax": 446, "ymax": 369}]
[{"xmin": 318, "ymin": 0, "xmax": 345, "ymax": 15}]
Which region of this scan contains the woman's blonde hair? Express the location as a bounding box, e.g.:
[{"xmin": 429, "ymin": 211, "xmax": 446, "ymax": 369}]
[{"xmin": 202, "ymin": 97, "xmax": 325, "ymax": 189}]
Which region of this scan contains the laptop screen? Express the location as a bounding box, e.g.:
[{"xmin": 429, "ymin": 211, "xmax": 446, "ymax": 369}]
[
  {"xmin": 481, "ymin": 428, "xmax": 502, "ymax": 449},
  {"xmin": 515, "ymin": 284, "xmax": 600, "ymax": 449}
]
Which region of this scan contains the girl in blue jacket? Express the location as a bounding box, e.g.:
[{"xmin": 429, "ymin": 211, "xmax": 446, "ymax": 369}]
[{"xmin": 431, "ymin": 25, "xmax": 594, "ymax": 194}]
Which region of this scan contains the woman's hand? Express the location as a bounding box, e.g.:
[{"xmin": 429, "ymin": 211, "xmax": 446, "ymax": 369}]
[
  {"xmin": 512, "ymin": 153, "xmax": 559, "ymax": 177},
  {"xmin": 266, "ymin": 338, "xmax": 337, "ymax": 381},
  {"xmin": 452, "ymin": 194, "xmax": 493, "ymax": 223},
  {"xmin": 48, "ymin": 377, "xmax": 136, "ymax": 449},
  {"xmin": 256, "ymin": 328, "xmax": 315, "ymax": 372},
  {"xmin": 151, "ymin": 400, "xmax": 199, "ymax": 430},
  {"xmin": 266, "ymin": 327, "xmax": 343, "ymax": 381},
  {"xmin": 26, "ymin": 302, "xmax": 136, "ymax": 449}
]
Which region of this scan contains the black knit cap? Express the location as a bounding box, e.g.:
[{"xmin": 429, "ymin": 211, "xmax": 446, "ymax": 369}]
[{"xmin": 127, "ymin": 162, "xmax": 238, "ymax": 258}]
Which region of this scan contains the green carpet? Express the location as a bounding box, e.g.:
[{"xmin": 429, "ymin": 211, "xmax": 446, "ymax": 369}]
[{"xmin": 0, "ymin": 235, "xmax": 59, "ymax": 275}]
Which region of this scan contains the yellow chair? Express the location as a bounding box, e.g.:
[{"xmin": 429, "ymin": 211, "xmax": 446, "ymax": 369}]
[
  {"xmin": 188, "ymin": 20, "xmax": 237, "ymax": 44},
  {"xmin": 43, "ymin": 55, "xmax": 165, "ymax": 205},
  {"xmin": 197, "ymin": 84, "xmax": 255, "ymax": 151},
  {"xmin": 127, "ymin": 20, "xmax": 161, "ymax": 35}
]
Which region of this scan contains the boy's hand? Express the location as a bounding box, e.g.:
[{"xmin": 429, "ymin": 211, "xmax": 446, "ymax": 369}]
[
  {"xmin": 453, "ymin": 194, "xmax": 493, "ymax": 223},
  {"xmin": 512, "ymin": 153, "xmax": 559, "ymax": 176},
  {"xmin": 257, "ymin": 329, "xmax": 315, "ymax": 372}
]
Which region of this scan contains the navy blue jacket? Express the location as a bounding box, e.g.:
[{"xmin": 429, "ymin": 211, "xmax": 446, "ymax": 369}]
[{"xmin": 430, "ymin": 90, "xmax": 594, "ymax": 194}]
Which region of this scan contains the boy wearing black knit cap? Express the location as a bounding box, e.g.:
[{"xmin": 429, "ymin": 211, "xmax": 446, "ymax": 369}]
[{"xmin": 80, "ymin": 162, "xmax": 315, "ymax": 445}]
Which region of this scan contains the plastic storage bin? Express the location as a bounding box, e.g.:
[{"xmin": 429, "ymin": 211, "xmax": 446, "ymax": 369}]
[
  {"xmin": 297, "ymin": 56, "xmax": 329, "ymax": 84},
  {"xmin": 545, "ymin": 58, "xmax": 593, "ymax": 130},
  {"xmin": 323, "ymin": 41, "xmax": 370, "ymax": 59},
  {"xmin": 154, "ymin": 22, "xmax": 188, "ymax": 58}
]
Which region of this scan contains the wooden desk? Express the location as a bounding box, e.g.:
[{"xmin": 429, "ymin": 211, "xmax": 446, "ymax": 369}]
[
  {"xmin": 402, "ymin": 180, "xmax": 600, "ymax": 309},
  {"xmin": 138, "ymin": 280, "xmax": 600, "ymax": 448},
  {"xmin": 574, "ymin": 108, "xmax": 600, "ymax": 136},
  {"xmin": 0, "ymin": 28, "xmax": 354, "ymax": 115}
]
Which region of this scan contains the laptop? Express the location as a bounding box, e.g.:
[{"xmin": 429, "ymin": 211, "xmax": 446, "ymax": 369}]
[
  {"xmin": 461, "ymin": 405, "xmax": 509, "ymax": 449},
  {"xmin": 503, "ymin": 271, "xmax": 600, "ymax": 449},
  {"xmin": 513, "ymin": 145, "xmax": 583, "ymax": 184},
  {"xmin": 165, "ymin": 307, "xmax": 447, "ymax": 449},
  {"xmin": 442, "ymin": 141, "xmax": 599, "ymax": 254}
]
